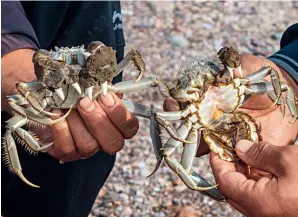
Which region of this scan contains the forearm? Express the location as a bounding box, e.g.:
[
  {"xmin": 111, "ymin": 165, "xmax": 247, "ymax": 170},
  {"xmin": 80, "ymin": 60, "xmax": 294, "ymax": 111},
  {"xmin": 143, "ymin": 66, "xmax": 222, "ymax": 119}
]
[
  {"xmin": 1, "ymin": 49, "xmax": 36, "ymax": 112},
  {"xmin": 268, "ymin": 23, "xmax": 298, "ymax": 96}
]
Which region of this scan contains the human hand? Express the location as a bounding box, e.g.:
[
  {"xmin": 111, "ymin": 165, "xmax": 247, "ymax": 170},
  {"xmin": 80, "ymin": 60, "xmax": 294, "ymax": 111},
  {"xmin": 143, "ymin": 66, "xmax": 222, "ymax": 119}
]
[
  {"xmin": 210, "ymin": 140, "xmax": 298, "ymax": 217},
  {"xmin": 35, "ymin": 93, "xmax": 139, "ymax": 162},
  {"xmin": 164, "ymin": 54, "xmax": 298, "ymax": 160}
]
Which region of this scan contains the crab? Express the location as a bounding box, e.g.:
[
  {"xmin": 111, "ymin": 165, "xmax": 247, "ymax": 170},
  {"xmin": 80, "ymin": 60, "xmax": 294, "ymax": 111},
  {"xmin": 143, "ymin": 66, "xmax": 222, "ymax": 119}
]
[
  {"xmin": 3, "ymin": 41, "xmax": 157, "ymax": 188},
  {"xmin": 3, "ymin": 42, "xmax": 297, "ymax": 202},
  {"xmin": 143, "ymin": 46, "xmax": 297, "ymax": 201}
]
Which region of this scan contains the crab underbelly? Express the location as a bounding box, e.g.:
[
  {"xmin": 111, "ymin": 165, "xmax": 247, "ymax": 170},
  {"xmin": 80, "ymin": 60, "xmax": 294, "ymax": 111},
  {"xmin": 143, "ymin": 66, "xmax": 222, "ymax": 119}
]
[
  {"xmin": 44, "ymin": 84, "xmax": 101, "ymax": 109},
  {"xmin": 197, "ymin": 84, "xmax": 240, "ymax": 128}
]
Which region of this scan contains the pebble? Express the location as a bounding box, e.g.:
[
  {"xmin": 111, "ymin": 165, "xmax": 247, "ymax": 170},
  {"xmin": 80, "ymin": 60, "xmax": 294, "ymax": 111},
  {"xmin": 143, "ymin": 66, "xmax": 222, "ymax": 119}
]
[
  {"xmin": 271, "ymin": 32, "xmax": 283, "ymax": 40},
  {"xmin": 168, "ymin": 35, "xmax": 189, "ymax": 47},
  {"xmin": 177, "ymin": 206, "xmax": 203, "ymax": 217}
]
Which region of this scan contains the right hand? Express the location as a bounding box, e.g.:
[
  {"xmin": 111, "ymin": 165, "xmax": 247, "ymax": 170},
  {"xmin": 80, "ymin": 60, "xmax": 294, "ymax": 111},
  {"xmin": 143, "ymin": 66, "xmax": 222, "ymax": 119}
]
[{"xmin": 210, "ymin": 140, "xmax": 298, "ymax": 217}]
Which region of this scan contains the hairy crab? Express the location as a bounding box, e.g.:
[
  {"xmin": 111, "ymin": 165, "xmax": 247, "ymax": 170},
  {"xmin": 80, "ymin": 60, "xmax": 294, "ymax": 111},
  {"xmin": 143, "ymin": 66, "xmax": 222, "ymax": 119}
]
[{"xmin": 3, "ymin": 42, "xmax": 297, "ymax": 201}]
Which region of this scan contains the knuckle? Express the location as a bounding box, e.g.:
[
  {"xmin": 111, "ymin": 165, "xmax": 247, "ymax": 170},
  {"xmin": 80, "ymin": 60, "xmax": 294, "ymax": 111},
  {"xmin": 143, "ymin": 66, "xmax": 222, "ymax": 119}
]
[
  {"xmin": 251, "ymin": 141, "xmax": 269, "ymax": 163},
  {"xmin": 53, "ymin": 140, "xmax": 76, "ymax": 159},
  {"xmin": 124, "ymin": 124, "xmax": 139, "ymax": 139},
  {"xmin": 78, "ymin": 139, "xmax": 99, "ymax": 158},
  {"xmin": 56, "ymin": 147, "xmax": 77, "ymax": 160},
  {"xmin": 91, "ymin": 111, "xmax": 110, "ymax": 131},
  {"xmin": 66, "ymin": 111, "xmax": 81, "ymax": 123},
  {"xmin": 276, "ymin": 146, "xmax": 294, "ymax": 171},
  {"xmin": 102, "ymin": 136, "xmax": 125, "ymax": 154},
  {"xmin": 122, "ymin": 117, "xmax": 139, "ymax": 139}
]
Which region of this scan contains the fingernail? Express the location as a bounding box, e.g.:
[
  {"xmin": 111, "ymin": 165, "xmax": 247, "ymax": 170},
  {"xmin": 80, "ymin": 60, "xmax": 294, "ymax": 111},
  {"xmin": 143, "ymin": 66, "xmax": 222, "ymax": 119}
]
[
  {"xmin": 100, "ymin": 92, "xmax": 115, "ymax": 107},
  {"xmin": 236, "ymin": 140, "xmax": 254, "ymax": 153},
  {"xmin": 79, "ymin": 97, "xmax": 95, "ymax": 112}
]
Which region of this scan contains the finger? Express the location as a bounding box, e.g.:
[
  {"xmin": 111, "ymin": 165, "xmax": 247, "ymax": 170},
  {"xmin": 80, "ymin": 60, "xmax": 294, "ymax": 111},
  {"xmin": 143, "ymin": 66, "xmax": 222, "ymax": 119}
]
[
  {"xmin": 78, "ymin": 97, "xmax": 124, "ymax": 154},
  {"xmin": 49, "ymin": 109, "xmax": 77, "ymax": 161},
  {"xmin": 98, "ymin": 92, "xmax": 139, "ymax": 139},
  {"xmin": 240, "ymin": 54, "xmax": 280, "ymax": 76},
  {"xmin": 210, "ymin": 152, "xmax": 254, "ymax": 202},
  {"xmin": 163, "ymin": 97, "xmax": 180, "ymax": 111},
  {"xmin": 248, "ymin": 167, "xmax": 273, "ymax": 181},
  {"xmin": 235, "ymin": 140, "xmax": 293, "ymax": 177},
  {"xmin": 66, "ymin": 110, "xmax": 100, "ymax": 158}
]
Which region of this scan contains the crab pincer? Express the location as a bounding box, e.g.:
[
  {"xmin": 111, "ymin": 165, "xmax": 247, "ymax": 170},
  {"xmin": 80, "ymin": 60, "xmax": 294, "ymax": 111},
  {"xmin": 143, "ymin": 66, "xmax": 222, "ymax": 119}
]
[{"xmin": 217, "ymin": 46, "xmax": 243, "ymax": 78}]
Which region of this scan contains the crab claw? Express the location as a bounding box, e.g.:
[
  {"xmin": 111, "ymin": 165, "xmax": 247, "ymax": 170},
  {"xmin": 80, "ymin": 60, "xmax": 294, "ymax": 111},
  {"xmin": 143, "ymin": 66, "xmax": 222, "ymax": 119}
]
[
  {"xmin": 87, "ymin": 41, "xmax": 105, "ymax": 54},
  {"xmin": 71, "ymin": 82, "xmax": 82, "ymax": 95},
  {"xmin": 226, "ymin": 66, "xmax": 234, "ymax": 79},
  {"xmin": 55, "ymin": 88, "xmax": 65, "ymax": 101},
  {"xmin": 236, "ymin": 65, "xmax": 243, "ymax": 77},
  {"xmin": 85, "ymin": 86, "xmax": 94, "ymax": 100},
  {"xmin": 101, "ymin": 81, "xmax": 108, "ymax": 96}
]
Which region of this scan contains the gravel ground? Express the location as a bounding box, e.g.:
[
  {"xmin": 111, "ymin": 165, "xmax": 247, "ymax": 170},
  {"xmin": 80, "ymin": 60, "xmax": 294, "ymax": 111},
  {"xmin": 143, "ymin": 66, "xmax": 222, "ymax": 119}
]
[{"xmin": 89, "ymin": 1, "xmax": 297, "ymax": 217}]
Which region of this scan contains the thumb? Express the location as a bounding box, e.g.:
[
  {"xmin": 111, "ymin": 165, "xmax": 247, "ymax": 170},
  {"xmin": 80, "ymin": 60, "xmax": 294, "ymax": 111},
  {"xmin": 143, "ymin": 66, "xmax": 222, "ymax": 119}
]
[{"xmin": 235, "ymin": 140, "xmax": 286, "ymax": 176}]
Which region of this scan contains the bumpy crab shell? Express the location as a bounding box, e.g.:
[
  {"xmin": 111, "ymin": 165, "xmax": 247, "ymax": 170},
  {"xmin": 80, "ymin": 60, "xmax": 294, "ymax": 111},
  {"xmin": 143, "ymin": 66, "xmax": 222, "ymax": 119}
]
[{"xmin": 79, "ymin": 42, "xmax": 117, "ymax": 88}]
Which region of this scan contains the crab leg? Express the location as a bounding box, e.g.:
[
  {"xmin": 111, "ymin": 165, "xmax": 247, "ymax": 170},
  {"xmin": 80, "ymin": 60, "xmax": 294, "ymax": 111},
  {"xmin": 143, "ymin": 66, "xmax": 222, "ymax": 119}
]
[
  {"xmin": 190, "ymin": 171, "xmax": 225, "ymax": 201},
  {"xmin": 115, "ymin": 52, "xmax": 134, "ymax": 77},
  {"xmin": 244, "ymin": 66, "xmax": 283, "ymax": 106},
  {"xmin": 5, "ymin": 114, "xmax": 28, "ymax": 131},
  {"xmin": 121, "ymin": 100, "xmax": 154, "ymax": 119},
  {"xmin": 154, "ymin": 104, "xmax": 197, "ymax": 121},
  {"xmin": 154, "ymin": 115, "xmax": 193, "ymax": 144},
  {"xmin": 119, "ymin": 100, "xmax": 164, "ymax": 177},
  {"xmin": 180, "ymin": 129, "xmax": 200, "ymax": 173},
  {"xmin": 114, "ymin": 49, "xmax": 146, "ymax": 82},
  {"xmin": 15, "ymin": 127, "xmax": 53, "ymax": 152},
  {"xmin": 244, "ymin": 81, "xmax": 297, "ymax": 123},
  {"xmin": 15, "ymin": 82, "xmax": 60, "ymax": 117},
  {"xmin": 108, "ymin": 76, "xmax": 158, "ymax": 94},
  {"xmin": 267, "ymin": 91, "xmax": 285, "ymax": 118},
  {"xmin": 245, "ymin": 81, "xmax": 275, "ymax": 95},
  {"xmin": 161, "ymin": 120, "xmax": 193, "ymax": 156},
  {"xmin": 286, "ymin": 87, "xmax": 298, "ymax": 123},
  {"xmin": 9, "ymin": 102, "xmax": 72, "ymax": 126},
  {"xmin": 3, "ymin": 129, "xmax": 40, "ymax": 188},
  {"xmin": 244, "ymin": 66, "xmax": 271, "ymax": 83},
  {"xmin": 164, "ymin": 156, "xmax": 218, "ymax": 191},
  {"xmin": 6, "ymin": 114, "xmax": 53, "ymax": 152},
  {"xmin": 4, "ymin": 112, "xmax": 52, "ymax": 187},
  {"xmin": 146, "ymin": 113, "xmax": 164, "ymax": 178},
  {"xmin": 25, "ymin": 106, "xmax": 72, "ymax": 126}
]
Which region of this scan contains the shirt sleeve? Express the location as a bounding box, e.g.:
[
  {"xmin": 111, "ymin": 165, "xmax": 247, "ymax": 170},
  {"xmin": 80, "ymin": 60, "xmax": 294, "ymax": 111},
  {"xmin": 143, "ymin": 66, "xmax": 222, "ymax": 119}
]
[
  {"xmin": 1, "ymin": 1, "xmax": 40, "ymax": 57},
  {"xmin": 268, "ymin": 23, "xmax": 298, "ymax": 82}
]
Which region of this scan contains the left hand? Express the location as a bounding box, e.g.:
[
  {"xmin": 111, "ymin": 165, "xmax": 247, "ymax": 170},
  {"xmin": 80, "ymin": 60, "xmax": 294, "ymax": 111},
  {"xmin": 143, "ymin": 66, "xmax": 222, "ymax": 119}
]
[{"xmin": 34, "ymin": 92, "xmax": 139, "ymax": 162}]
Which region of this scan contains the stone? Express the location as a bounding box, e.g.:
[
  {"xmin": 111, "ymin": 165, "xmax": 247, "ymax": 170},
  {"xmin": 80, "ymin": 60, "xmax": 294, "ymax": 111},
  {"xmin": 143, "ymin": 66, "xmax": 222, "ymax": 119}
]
[{"xmin": 177, "ymin": 206, "xmax": 203, "ymax": 217}]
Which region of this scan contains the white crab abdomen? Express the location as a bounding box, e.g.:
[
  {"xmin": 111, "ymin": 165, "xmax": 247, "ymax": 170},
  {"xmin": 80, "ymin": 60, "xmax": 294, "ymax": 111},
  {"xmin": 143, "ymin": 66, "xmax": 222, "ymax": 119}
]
[{"xmin": 197, "ymin": 84, "xmax": 241, "ymax": 127}]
